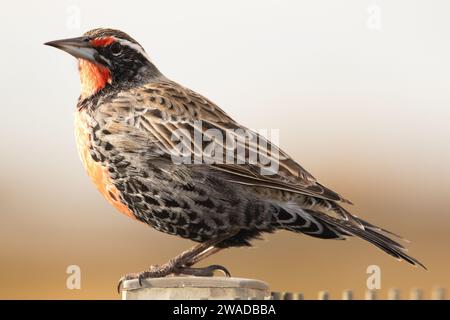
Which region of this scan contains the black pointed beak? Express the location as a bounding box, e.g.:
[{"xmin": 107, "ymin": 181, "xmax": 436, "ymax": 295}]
[{"xmin": 44, "ymin": 36, "xmax": 97, "ymax": 63}]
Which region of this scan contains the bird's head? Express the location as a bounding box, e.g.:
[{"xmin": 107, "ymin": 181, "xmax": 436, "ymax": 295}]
[{"xmin": 45, "ymin": 28, "xmax": 161, "ymax": 99}]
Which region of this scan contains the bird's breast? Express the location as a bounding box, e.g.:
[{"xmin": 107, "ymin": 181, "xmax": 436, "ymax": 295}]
[{"xmin": 74, "ymin": 109, "xmax": 136, "ymax": 220}]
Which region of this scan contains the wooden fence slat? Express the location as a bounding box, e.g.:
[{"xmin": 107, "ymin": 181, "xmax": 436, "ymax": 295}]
[
  {"xmin": 388, "ymin": 288, "xmax": 401, "ymax": 300},
  {"xmin": 282, "ymin": 292, "xmax": 294, "ymax": 300},
  {"xmin": 342, "ymin": 290, "xmax": 353, "ymax": 300},
  {"xmin": 432, "ymin": 287, "xmax": 446, "ymax": 300},
  {"xmin": 271, "ymin": 291, "xmax": 282, "ymax": 300},
  {"xmin": 410, "ymin": 288, "xmax": 423, "ymax": 300},
  {"xmin": 365, "ymin": 290, "xmax": 377, "ymax": 300},
  {"xmin": 281, "ymin": 292, "xmax": 305, "ymax": 300},
  {"xmin": 318, "ymin": 291, "xmax": 329, "ymax": 300}
]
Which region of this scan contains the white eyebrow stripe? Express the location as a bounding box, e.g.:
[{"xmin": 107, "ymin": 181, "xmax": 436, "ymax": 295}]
[{"xmin": 117, "ymin": 39, "xmax": 151, "ymax": 61}]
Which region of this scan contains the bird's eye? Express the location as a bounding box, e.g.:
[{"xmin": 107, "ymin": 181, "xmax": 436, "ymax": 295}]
[{"xmin": 110, "ymin": 42, "xmax": 122, "ymax": 55}]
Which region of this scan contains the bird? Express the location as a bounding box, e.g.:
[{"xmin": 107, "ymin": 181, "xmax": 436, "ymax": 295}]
[{"xmin": 45, "ymin": 28, "xmax": 425, "ymax": 289}]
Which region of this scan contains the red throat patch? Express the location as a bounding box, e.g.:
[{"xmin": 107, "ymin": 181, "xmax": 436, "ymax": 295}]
[{"xmin": 78, "ymin": 59, "xmax": 112, "ymax": 99}]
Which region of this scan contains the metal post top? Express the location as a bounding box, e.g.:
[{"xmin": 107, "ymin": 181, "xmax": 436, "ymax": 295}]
[{"xmin": 121, "ymin": 276, "xmax": 270, "ymax": 292}]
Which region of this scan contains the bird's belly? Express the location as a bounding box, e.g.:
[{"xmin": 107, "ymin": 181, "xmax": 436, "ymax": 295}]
[{"xmin": 74, "ymin": 109, "xmax": 136, "ymax": 220}]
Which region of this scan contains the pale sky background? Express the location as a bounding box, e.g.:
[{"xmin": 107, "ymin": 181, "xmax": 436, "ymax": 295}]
[{"xmin": 0, "ymin": 0, "xmax": 449, "ymax": 299}]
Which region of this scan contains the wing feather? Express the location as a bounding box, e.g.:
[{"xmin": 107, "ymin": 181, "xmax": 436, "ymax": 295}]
[{"xmin": 109, "ymin": 80, "xmax": 351, "ymax": 204}]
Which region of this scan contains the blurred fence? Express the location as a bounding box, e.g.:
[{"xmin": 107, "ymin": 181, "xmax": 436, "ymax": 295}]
[{"xmin": 271, "ymin": 287, "xmax": 447, "ymax": 300}]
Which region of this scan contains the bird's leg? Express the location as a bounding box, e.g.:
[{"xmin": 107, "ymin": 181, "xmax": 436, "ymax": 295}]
[
  {"xmin": 183, "ymin": 246, "xmax": 223, "ymax": 267},
  {"xmin": 118, "ymin": 241, "xmax": 212, "ymax": 288},
  {"xmin": 118, "ymin": 232, "xmax": 236, "ymax": 292},
  {"xmin": 138, "ymin": 242, "xmax": 219, "ymax": 280},
  {"xmin": 172, "ymin": 246, "xmax": 229, "ymax": 277}
]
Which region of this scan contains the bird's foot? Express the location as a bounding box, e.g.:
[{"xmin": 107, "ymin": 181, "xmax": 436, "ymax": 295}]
[
  {"xmin": 117, "ymin": 264, "xmax": 231, "ymax": 293},
  {"xmin": 117, "ymin": 264, "xmax": 171, "ymax": 293}
]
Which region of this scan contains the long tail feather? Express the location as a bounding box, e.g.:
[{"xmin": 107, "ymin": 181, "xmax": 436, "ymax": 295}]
[{"xmin": 272, "ymin": 202, "xmax": 426, "ymax": 269}]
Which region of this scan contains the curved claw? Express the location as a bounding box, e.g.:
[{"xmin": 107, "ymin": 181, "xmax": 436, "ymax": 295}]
[
  {"xmin": 138, "ymin": 273, "xmax": 145, "ymax": 287},
  {"xmin": 117, "ymin": 279, "xmax": 124, "ymax": 294},
  {"xmin": 119, "ymin": 265, "xmax": 171, "ymax": 294},
  {"xmin": 209, "ymin": 264, "xmax": 231, "ymax": 277},
  {"xmin": 175, "ymin": 264, "xmax": 232, "ymax": 277}
]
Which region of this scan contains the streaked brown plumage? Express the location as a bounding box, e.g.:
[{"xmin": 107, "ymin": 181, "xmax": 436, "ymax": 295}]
[{"xmin": 45, "ymin": 28, "xmax": 425, "ymax": 288}]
